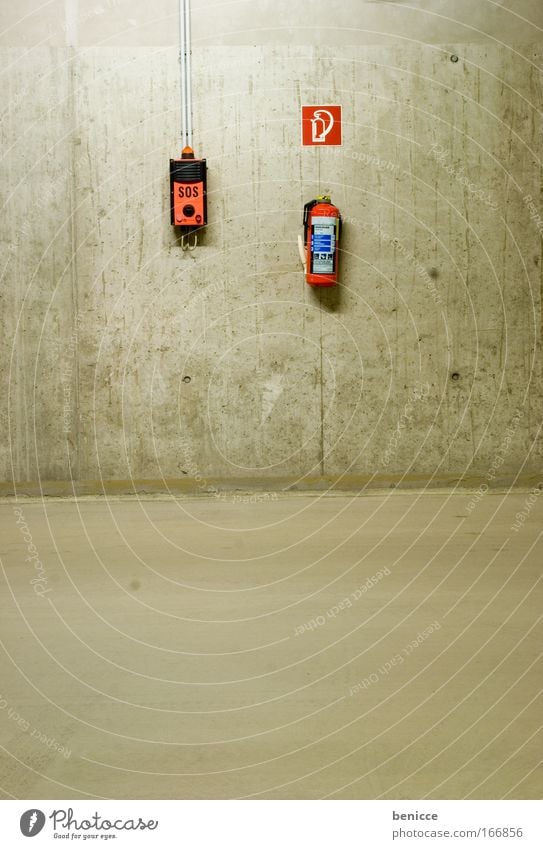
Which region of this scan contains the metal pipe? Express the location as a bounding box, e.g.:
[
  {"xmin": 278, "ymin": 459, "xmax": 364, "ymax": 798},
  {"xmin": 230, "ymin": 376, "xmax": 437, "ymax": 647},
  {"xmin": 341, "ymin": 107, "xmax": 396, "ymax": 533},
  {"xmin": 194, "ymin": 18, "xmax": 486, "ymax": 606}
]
[
  {"xmin": 179, "ymin": 0, "xmax": 187, "ymax": 146},
  {"xmin": 178, "ymin": 0, "xmax": 193, "ymax": 149},
  {"xmin": 185, "ymin": 0, "xmax": 193, "ymax": 148}
]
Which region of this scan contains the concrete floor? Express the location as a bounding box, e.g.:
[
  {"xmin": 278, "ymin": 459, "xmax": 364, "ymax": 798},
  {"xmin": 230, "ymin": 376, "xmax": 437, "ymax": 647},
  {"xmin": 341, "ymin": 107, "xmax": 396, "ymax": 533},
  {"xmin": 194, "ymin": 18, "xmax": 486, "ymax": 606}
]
[{"xmin": 0, "ymin": 491, "xmax": 541, "ymax": 800}]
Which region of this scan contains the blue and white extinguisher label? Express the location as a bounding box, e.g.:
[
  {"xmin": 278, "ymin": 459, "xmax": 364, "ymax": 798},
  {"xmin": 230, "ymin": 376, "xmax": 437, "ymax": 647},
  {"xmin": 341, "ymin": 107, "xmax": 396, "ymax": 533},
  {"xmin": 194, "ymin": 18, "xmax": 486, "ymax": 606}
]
[{"xmin": 311, "ymin": 217, "xmax": 336, "ymax": 274}]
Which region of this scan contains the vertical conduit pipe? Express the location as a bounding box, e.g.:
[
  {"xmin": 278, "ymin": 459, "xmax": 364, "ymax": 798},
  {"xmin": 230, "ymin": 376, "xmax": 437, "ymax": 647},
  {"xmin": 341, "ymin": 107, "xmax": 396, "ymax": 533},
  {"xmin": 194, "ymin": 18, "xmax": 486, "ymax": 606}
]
[
  {"xmin": 185, "ymin": 0, "xmax": 193, "ymax": 149},
  {"xmin": 179, "ymin": 0, "xmax": 188, "ymax": 147}
]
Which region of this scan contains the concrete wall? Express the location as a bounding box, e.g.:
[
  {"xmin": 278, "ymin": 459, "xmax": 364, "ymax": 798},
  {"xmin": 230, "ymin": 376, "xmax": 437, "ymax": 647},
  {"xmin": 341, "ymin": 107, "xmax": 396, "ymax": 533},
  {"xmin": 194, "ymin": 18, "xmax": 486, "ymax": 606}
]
[{"xmin": 1, "ymin": 1, "xmax": 542, "ymax": 490}]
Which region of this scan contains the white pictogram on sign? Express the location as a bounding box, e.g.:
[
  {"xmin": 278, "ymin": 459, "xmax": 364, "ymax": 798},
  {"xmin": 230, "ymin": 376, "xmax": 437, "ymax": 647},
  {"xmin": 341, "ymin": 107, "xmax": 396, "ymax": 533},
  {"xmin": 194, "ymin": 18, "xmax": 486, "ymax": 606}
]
[{"xmin": 310, "ymin": 109, "xmax": 335, "ymax": 143}]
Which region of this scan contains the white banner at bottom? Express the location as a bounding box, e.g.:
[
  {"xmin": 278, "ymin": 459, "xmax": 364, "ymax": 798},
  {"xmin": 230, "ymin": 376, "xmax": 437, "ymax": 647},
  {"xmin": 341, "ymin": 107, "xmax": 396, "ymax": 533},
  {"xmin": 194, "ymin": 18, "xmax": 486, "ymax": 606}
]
[{"xmin": 1, "ymin": 800, "xmax": 541, "ymax": 848}]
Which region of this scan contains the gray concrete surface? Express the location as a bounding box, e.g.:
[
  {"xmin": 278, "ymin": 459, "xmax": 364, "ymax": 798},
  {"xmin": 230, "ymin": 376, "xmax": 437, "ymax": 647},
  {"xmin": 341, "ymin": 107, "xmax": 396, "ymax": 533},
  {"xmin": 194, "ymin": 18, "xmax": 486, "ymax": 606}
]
[
  {"xmin": 3, "ymin": 1, "xmax": 543, "ymax": 48},
  {"xmin": 0, "ymin": 492, "xmax": 541, "ymax": 799},
  {"xmin": 1, "ymin": 2, "xmax": 542, "ymax": 489}
]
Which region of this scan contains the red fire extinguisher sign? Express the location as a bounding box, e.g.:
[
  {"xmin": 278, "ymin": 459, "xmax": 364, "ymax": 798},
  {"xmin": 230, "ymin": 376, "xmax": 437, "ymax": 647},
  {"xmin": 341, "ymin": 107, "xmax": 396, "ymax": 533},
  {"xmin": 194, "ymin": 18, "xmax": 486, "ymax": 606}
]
[{"xmin": 301, "ymin": 105, "xmax": 342, "ymax": 146}]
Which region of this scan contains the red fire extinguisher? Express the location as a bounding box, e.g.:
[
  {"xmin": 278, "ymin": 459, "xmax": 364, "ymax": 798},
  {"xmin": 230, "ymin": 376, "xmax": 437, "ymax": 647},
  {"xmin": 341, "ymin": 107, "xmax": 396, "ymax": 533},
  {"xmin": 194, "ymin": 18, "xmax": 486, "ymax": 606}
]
[{"xmin": 302, "ymin": 195, "xmax": 342, "ymax": 286}]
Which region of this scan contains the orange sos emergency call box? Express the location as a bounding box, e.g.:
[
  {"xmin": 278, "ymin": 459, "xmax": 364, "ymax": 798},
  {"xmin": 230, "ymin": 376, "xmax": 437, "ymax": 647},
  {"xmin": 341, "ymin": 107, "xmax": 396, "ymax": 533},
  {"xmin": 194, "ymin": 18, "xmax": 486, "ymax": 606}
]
[{"xmin": 170, "ymin": 153, "xmax": 207, "ymax": 229}]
